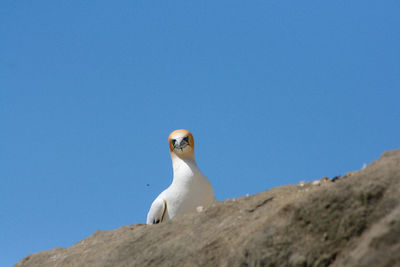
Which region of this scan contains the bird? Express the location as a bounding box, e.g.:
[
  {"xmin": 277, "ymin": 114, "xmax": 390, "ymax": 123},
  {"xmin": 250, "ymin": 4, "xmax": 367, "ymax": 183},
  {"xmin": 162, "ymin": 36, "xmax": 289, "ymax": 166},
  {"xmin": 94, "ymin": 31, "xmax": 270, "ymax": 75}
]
[{"xmin": 146, "ymin": 129, "xmax": 216, "ymax": 225}]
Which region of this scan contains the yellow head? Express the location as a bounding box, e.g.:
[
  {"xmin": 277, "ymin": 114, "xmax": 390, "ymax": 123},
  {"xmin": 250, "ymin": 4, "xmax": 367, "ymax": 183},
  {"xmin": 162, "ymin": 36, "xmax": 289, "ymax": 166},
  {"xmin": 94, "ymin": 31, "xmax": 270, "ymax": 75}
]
[{"xmin": 168, "ymin": 129, "xmax": 195, "ymax": 159}]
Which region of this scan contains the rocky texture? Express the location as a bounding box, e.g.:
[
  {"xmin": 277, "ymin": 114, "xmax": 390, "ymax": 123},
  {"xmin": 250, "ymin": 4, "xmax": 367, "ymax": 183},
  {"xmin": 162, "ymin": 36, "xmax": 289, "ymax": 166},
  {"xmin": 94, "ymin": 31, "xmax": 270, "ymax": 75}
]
[{"xmin": 16, "ymin": 149, "xmax": 400, "ymax": 267}]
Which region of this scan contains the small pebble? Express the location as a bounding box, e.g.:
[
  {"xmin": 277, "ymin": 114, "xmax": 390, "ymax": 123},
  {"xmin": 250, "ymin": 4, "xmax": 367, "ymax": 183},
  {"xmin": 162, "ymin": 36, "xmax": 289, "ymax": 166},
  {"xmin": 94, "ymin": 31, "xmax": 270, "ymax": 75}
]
[
  {"xmin": 312, "ymin": 180, "xmax": 321, "ymax": 186},
  {"xmin": 362, "ymin": 163, "xmax": 368, "ymax": 169}
]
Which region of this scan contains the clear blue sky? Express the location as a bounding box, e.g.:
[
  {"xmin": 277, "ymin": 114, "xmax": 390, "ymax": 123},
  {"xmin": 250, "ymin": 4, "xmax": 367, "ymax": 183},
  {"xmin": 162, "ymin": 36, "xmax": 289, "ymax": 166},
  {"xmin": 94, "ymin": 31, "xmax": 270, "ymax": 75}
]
[{"xmin": 1, "ymin": 1, "xmax": 399, "ymax": 266}]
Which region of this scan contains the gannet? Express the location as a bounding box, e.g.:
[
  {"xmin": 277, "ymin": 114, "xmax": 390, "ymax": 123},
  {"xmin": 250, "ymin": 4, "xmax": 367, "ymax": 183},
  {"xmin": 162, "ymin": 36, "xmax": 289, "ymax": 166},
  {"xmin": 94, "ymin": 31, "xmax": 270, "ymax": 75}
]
[{"xmin": 146, "ymin": 129, "xmax": 216, "ymax": 224}]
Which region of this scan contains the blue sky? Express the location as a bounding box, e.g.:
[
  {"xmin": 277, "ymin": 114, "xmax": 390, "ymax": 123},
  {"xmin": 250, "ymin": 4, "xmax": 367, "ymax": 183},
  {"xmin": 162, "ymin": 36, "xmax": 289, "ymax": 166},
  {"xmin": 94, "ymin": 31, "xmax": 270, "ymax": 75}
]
[{"xmin": 1, "ymin": 1, "xmax": 399, "ymax": 266}]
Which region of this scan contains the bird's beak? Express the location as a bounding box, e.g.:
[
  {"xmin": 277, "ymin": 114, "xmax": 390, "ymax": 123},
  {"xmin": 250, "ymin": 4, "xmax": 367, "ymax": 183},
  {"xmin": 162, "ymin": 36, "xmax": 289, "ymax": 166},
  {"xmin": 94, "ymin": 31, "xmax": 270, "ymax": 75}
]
[{"xmin": 172, "ymin": 137, "xmax": 189, "ymax": 150}]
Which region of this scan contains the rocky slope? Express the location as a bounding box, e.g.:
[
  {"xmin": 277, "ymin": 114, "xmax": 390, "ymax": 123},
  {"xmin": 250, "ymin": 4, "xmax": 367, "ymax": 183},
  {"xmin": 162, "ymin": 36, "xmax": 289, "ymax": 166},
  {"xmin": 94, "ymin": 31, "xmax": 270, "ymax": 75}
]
[{"xmin": 15, "ymin": 149, "xmax": 400, "ymax": 267}]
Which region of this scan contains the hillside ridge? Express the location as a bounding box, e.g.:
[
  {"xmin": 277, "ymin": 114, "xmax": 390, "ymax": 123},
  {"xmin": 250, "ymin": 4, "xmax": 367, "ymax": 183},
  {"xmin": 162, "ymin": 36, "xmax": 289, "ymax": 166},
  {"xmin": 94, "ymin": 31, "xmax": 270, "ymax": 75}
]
[{"xmin": 15, "ymin": 149, "xmax": 400, "ymax": 267}]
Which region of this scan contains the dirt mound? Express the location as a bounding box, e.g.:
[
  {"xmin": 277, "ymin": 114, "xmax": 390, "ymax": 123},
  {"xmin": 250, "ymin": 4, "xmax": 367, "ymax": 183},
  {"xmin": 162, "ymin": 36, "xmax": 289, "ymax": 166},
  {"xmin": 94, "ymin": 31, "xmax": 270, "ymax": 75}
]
[{"xmin": 15, "ymin": 149, "xmax": 400, "ymax": 267}]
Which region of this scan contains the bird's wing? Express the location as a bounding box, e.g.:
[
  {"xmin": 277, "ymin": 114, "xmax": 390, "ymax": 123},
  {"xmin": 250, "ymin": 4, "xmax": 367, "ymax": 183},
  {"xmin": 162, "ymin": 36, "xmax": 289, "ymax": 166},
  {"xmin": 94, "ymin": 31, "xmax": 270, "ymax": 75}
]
[{"xmin": 146, "ymin": 197, "xmax": 167, "ymax": 225}]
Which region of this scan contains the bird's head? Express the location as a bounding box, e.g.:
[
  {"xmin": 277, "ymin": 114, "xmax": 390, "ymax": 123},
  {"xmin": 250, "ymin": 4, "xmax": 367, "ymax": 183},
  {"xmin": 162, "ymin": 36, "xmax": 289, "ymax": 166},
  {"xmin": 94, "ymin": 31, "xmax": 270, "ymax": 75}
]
[{"xmin": 168, "ymin": 129, "xmax": 195, "ymax": 159}]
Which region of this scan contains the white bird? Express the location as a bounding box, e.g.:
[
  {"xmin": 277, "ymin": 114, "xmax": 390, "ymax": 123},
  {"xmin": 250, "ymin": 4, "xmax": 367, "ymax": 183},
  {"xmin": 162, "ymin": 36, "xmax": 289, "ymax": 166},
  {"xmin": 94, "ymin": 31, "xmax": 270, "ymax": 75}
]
[{"xmin": 147, "ymin": 129, "xmax": 216, "ymax": 224}]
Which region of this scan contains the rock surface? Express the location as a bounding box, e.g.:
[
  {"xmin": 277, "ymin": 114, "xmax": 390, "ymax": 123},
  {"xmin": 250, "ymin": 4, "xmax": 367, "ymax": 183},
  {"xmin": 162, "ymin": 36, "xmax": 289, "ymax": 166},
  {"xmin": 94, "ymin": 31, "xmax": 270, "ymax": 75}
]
[{"xmin": 15, "ymin": 149, "xmax": 400, "ymax": 267}]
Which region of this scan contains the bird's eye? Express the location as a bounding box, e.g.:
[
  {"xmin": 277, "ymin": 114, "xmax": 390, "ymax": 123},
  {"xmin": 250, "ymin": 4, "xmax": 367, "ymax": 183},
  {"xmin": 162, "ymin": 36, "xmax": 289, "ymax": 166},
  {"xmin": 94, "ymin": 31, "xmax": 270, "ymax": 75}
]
[
  {"xmin": 171, "ymin": 139, "xmax": 176, "ymax": 146},
  {"xmin": 183, "ymin": 136, "xmax": 189, "ymax": 143}
]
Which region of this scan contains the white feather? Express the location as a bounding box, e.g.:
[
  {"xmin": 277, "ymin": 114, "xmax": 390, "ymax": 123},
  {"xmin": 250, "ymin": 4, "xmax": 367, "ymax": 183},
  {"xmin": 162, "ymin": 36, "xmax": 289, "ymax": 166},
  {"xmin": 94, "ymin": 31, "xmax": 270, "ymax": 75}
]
[
  {"xmin": 146, "ymin": 198, "xmax": 166, "ymax": 224},
  {"xmin": 147, "ymin": 156, "xmax": 215, "ymax": 224}
]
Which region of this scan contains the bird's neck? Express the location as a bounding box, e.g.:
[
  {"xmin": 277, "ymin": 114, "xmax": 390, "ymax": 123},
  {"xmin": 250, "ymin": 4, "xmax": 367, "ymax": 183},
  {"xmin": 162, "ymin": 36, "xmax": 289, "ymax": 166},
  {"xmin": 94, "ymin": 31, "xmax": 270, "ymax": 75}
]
[{"xmin": 171, "ymin": 156, "xmax": 200, "ymax": 181}]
